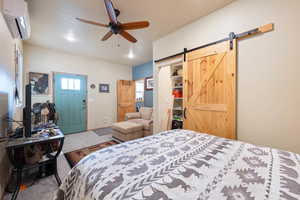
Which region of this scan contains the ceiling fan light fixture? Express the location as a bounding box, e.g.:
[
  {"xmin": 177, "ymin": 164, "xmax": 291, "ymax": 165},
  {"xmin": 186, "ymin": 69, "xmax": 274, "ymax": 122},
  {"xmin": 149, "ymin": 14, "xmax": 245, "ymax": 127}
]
[
  {"xmin": 128, "ymin": 50, "xmax": 134, "ymax": 59},
  {"xmin": 64, "ymin": 31, "xmax": 76, "ymax": 42}
]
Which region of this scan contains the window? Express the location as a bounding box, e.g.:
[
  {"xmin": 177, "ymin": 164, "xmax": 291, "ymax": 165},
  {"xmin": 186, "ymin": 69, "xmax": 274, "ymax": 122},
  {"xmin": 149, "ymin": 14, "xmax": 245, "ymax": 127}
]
[
  {"xmin": 15, "ymin": 45, "xmax": 23, "ymax": 106},
  {"xmin": 61, "ymin": 78, "xmax": 80, "ymax": 90},
  {"xmin": 136, "ymin": 79, "xmax": 144, "ymax": 102}
]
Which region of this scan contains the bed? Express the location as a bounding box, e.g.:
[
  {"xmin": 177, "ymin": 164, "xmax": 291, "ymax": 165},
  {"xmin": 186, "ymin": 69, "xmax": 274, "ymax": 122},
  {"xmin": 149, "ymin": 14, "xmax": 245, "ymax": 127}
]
[{"xmin": 54, "ymin": 129, "xmax": 300, "ymax": 200}]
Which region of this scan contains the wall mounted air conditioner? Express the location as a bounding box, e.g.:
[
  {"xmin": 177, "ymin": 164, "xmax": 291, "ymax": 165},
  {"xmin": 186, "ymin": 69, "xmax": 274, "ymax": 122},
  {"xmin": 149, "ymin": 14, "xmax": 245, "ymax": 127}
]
[{"xmin": 2, "ymin": 0, "xmax": 31, "ymax": 40}]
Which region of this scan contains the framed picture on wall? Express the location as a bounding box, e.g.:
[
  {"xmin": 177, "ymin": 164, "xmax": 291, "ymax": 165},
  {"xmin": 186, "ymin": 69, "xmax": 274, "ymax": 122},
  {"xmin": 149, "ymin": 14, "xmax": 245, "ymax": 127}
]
[
  {"xmin": 145, "ymin": 76, "xmax": 154, "ymax": 91},
  {"xmin": 99, "ymin": 84, "xmax": 110, "ymax": 93},
  {"xmin": 29, "ymin": 72, "xmax": 49, "ymax": 95}
]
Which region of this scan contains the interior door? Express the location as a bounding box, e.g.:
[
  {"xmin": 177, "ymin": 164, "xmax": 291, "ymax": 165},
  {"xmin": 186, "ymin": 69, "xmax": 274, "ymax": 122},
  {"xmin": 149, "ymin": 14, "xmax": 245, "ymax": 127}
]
[
  {"xmin": 117, "ymin": 80, "xmax": 136, "ymax": 122},
  {"xmin": 183, "ymin": 40, "xmax": 236, "ymax": 139},
  {"xmin": 54, "ymin": 73, "xmax": 87, "ymax": 134}
]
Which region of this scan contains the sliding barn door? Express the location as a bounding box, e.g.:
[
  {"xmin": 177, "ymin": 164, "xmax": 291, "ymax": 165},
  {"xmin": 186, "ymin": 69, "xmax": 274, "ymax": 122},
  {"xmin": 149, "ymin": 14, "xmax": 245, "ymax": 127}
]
[
  {"xmin": 183, "ymin": 40, "xmax": 236, "ymax": 139},
  {"xmin": 117, "ymin": 80, "xmax": 136, "ymax": 122}
]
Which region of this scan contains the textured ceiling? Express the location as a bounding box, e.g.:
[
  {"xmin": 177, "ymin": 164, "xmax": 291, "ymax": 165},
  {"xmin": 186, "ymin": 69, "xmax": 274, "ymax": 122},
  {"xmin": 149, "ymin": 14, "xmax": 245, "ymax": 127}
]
[{"xmin": 25, "ymin": 0, "xmax": 235, "ymax": 66}]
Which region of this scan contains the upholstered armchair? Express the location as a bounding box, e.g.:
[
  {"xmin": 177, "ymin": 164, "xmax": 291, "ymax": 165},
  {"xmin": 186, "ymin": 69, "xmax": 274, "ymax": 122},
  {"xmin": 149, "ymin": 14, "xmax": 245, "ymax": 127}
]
[{"xmin": 125, "ymin": 107, "xmax": 153, "ymax": 136}]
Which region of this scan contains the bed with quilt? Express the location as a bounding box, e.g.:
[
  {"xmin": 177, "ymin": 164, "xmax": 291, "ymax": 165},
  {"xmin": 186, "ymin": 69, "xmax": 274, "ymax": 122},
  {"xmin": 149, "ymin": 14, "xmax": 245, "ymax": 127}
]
[{"xmin": 54, "ymin": 129, "xmax": 300, "ymax": 200}]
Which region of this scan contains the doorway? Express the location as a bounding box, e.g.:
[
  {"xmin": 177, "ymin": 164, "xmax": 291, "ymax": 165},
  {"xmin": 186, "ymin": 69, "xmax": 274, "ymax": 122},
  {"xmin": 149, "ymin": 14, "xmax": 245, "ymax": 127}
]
[
  {"xmin": 135, "ymin": 79, "xmax": 144, "ymax": 110},
  {"xmin": 54, "ymin": 73, "xmax": 87, "ymax": 134},
  {"xmin": 117, "ymin": 80, "xmax": 135, "ymax": 122}
]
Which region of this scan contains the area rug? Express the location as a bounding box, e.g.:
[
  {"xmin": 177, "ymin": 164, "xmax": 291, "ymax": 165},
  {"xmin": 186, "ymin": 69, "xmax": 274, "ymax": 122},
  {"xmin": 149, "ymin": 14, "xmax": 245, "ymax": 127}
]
[{"xmin": 64, "ymin": 140, "xmax": 118, "ymax": 167}]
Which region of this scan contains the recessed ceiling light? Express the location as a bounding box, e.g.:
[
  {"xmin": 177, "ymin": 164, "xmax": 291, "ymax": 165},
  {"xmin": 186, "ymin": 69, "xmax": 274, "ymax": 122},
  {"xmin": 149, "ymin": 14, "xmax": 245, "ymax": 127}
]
[
  {"xmin": 64, "ymin": 31, "xmax": 76, "ymax": 42},
  {"xmin": 128, "ymin": 50, "xmax": 134, "ymax": 59}
]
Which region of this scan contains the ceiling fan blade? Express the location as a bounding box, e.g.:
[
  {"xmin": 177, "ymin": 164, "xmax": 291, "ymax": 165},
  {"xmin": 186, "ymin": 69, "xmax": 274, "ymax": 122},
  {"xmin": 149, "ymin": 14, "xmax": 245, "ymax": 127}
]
[
  {"xmin": 119, "ymin": 30, "xmax": 137, "ymax": 43},
  {"xmin": 76, "ymin": 18, "xmax": 108, "ymax": 27},
  {"xmin": 104, "ymin": 0, "xmax": 118, "ymax": 24},
  {"xmin": 102, "ymin": 31, "xmax": 113, "ymax": 41},
  {"xmin": 121, "ymin": 21, "xmax": 150, "ymax": 30}
]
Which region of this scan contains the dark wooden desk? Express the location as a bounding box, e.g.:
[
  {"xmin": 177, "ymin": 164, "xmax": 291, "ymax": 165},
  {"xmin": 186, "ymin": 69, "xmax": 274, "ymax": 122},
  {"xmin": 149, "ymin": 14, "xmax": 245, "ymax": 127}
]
[{"xmin": 6, "ymin": 129, "xmax": 64, "ymax": 200}]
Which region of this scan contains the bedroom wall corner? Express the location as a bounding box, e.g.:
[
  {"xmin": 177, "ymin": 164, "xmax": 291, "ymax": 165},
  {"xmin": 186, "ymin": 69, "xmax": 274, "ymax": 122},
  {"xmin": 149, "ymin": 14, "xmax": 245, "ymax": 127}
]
[{"xmin": 153, "ymin": 0, "xmax": 300, "ymax": 153}]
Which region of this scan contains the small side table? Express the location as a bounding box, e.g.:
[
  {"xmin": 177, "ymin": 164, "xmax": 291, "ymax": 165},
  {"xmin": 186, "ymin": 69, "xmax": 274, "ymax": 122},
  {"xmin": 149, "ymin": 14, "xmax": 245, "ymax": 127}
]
[{"xmin": 6, "ymin": 129, "xmax": 64, "ymax": 200}]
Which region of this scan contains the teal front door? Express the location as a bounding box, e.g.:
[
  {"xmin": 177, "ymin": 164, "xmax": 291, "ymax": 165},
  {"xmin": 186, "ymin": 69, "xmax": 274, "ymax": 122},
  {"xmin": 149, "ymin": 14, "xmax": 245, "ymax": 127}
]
[{"xmin": 54, "ymin": 73, "xmax": 87, "ymax": 134}]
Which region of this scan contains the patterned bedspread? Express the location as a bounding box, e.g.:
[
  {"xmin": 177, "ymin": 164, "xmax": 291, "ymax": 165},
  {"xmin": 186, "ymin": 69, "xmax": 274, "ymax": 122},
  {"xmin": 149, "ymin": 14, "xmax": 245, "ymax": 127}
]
[{"xmin": 54, "ymin": 130, "xmax": 300, "ymax": 200}]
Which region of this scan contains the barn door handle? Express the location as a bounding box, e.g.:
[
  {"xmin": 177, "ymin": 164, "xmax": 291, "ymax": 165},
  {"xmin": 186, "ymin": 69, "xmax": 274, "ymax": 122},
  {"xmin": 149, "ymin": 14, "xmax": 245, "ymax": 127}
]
[{"xmin": 184, "ymin": 108, "xmax": 187, "ymax": 119}]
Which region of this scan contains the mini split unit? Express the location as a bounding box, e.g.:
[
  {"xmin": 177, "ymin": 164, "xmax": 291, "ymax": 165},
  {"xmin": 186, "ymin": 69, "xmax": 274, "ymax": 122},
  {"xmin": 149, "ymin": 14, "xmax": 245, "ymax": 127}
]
[{"xmin": 2, "ymin": 0, "xmax": 31, "ymax": 40}]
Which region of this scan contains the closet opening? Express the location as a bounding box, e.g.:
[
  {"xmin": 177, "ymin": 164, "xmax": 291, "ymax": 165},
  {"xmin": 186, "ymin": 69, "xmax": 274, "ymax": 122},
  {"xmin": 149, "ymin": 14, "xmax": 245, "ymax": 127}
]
[{"xmin": 135, "ymin": 79, "xmax": 144, "ymax": 111}]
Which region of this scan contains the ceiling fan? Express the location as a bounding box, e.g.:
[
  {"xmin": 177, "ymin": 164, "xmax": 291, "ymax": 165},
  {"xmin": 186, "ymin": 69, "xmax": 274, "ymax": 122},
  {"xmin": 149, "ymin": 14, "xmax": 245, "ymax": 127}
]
[{"xmin": 76, "ymin": 0, "xmax": 150, "ymax": 43}]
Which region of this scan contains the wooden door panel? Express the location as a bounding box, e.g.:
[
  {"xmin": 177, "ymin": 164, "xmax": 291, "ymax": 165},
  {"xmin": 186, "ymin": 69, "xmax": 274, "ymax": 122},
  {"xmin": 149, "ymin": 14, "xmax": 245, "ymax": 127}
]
[
  {"xmin": 204, "ymin": 56, "xmax": 226, "ymax": 104},
  {"xmin": 186, "ymin": 109, "xmax": 229, "ymax": 138},
  {"xmin": 184, "ymin": 41, "xmax": 236, "ymax": 139},
  {"xmin": 187, "ymin": 41, "xmax": 228, "ymax": 61},
  {"xmin": 190, "ymin": 53, "xmax": 226, "ymax": 105},
  {"xmin": 117, "ymin": 80, "xmax": 136, "ymax": 122}
]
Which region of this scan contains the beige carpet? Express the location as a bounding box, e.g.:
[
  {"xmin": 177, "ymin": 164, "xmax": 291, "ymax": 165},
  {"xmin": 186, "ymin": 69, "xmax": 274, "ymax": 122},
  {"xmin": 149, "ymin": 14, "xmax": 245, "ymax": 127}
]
[
  {"xmin": 93, "ymin": 127, "xmax": 113, "ymax": 137},
  {"xmin": 63, "ymin": 131, "xmax": 112, "ymax": 153},
  {"xmin": 4, "ymin": 131, "xmax": 112, "ymax": 200}
]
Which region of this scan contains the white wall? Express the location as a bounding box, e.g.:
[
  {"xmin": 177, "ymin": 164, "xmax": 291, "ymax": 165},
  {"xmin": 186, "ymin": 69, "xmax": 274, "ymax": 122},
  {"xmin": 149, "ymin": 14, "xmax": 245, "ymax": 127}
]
[
  {"xmin": 153, "ymin": 0, "xmax": 300, "ymax": 153},
  {"xmin": 0, "ymin": 5, "xmax": 23, "ymax": 197},
  {"xmin": 24, "ymin": 44, "xmax": 132, "ymax": 130}
]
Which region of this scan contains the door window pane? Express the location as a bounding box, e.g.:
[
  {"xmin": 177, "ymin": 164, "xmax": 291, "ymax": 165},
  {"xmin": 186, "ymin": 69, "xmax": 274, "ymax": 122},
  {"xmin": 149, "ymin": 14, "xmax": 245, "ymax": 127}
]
[
  {"xmin": 74, "ymin": 79, "xmax": 80, "ymax": 90},
  {"xmin": 61, "ymin": 78, "xmax": 81, "ymax": 90},
  {"xmin": 61, "ymin": 78, "xmax": 68, "ymax": 90},
  {"xmin": 69, "ymin": 79, "xmax": 75, "ymax": 90},
  {"xmin": 136, "ymin": 80, "xmax": 144, "ymax": 101}
]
